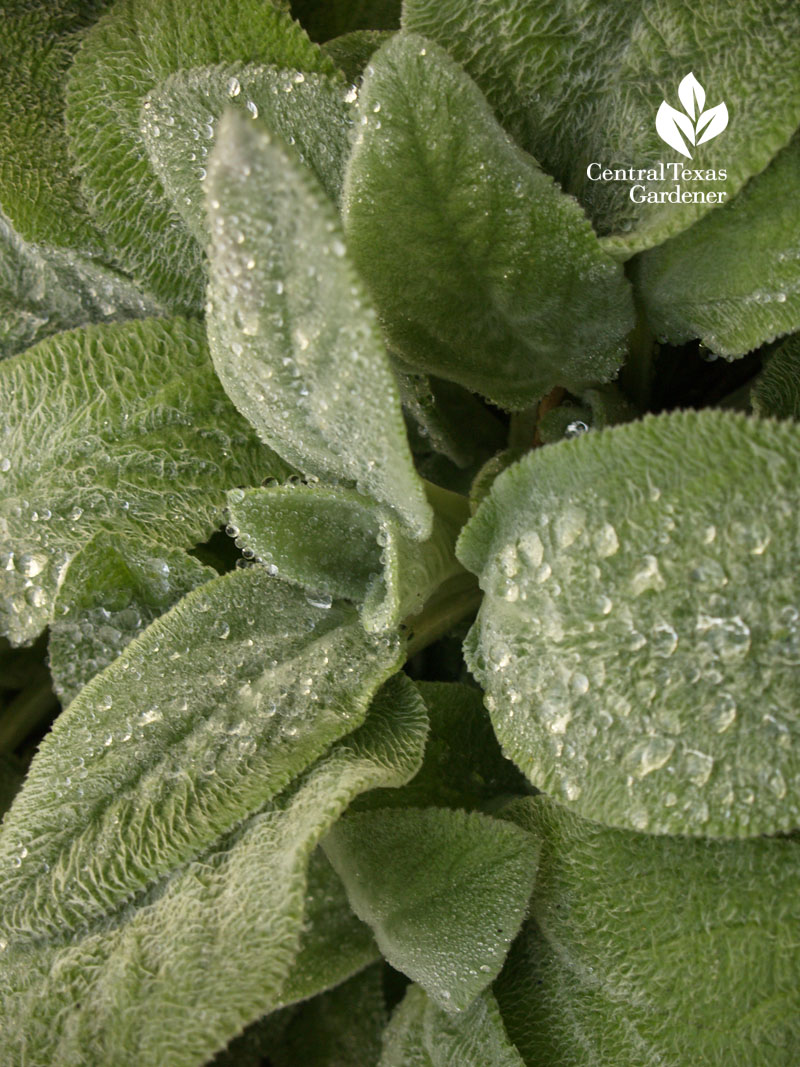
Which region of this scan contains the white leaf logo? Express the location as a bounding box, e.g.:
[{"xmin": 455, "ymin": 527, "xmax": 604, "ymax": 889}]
[{"xmin": 655, "ymin": 73, "xmax": 728, "ymax": 158}]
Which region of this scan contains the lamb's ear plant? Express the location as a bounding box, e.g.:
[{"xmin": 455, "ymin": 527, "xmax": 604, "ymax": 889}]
[{"xmin": 1, "ymin": 0, "xmax": 799, "ymax": 1063}]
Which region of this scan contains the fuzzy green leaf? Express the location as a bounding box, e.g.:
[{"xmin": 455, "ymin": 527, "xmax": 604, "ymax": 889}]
[
  {"xmin": 49, "ymin": 532, "xmax": 216, "ymax": 705},
  {"xmin": 752, "ymin": 334, "xmax": 800, "ymax": 420},
  {"xmin": 142, "ymin": 63, "xmax": 354, "ymax": 244},
  {"xmin": 0, "ymin": 317, "xmax": 288, "ymax": 645},
  {"xmin": 0, "ymin": 673, "xmax": 427, "ymax": 1066},
  {"xmin": 0, "ymin": 0, "xmax": 108, "ymax": 252},
  {"xmin": 0, "ymin": 210, "xmax": 163, "ymax": 362},
  {"xmin": 634, "ymin": 134, "xmax": 800, "ymax": 357},
  {"xmin": 381, "ymin": 984, "xmax": 525, "ymax": 1067},
  {"xmin": 65, "ymin": 0, "xmax": 338, "ymax": 309},
  {"xmin": 323, "ymin": 30, "xmax": 393, "ymax": 82},
  {"xmin": 324, "ymin": 806, "xmax": 539, "ymax": 1011},
  {"xmin": 0, "ymin": 567, "xmax": 404, "ymax": 938},
  {"xmin": 495, "ymin": 795, "xmax": 800, "ymax": 1067},
  {"xmin": 206, "ymin": 110, "xmax": 432, "ymax": 537},
  {"xmin": 404, "ymin": 0, "xmax": 800, "ymax": 257},
  {"xmin": 271, "ymin": 964, "xmax": 387, "ymax": 1067},
  {"xmin": 343, "ymin": 33, "xmax": 633, "ymax": 410},
  {"xmin": 226, "ymin": 482, "xmax": 467, "ymax": 631},
  {"xmin": 353, "ymin": 681, "xmax": 529, "ymax": 813},
  {"xmin": 459, "ymin": 410, "xmax": 800, "ymax": 837}
]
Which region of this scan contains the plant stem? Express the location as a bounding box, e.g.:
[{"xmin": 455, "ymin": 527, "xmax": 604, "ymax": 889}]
[
  {"xmin": 620, "ymin": 290, "xmax": 656, "ymax": 411},
  {"xmin": 0, "ymin": 671, "xmax": 59, "ymax": 754},
  {"xmin": 404, "ymin": 572, "xmax": 482, "ymax": 658}
]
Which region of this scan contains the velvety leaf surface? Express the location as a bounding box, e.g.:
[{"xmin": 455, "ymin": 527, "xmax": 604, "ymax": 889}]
[
  {"xmin": 226, "ymin": 482, "xmax": 467, "ymax": 631},
  {"xmin": 353, "ymin": 681, "xmax": 528, "ymax": 812},
  {"xmin": 495, "ymin": 795, "xmax": 800, "ymax": 1067},
  {"xmin": 142, "ymin": 63, "xmax": 354, "ymax": 243},
  {"xmin": 0, "ymin": 317, "xmax": 287, "ymax": 645},
  {"xmin": 324, "ymin": 806, "xmax": 539, "ymax": 1010},
  {"xmin": 0, "ymin": 567, "xmax": 404, "ymax": 939},
  {"xmin": 459, "ymin": 410, "xmax": 800, "ymax": 837},
  {"xmin": 271, "ymin": 964, "xmax": 387, "ymax": 1067},
  {"xmin": 48, "ymin": 532, "xmax": 215, "ymax": 705},
  {"xmin": 65, "ymin": 0, "xmax": 337, "ymax": 309},
  {"xmin": 381, "ymin": 985, "xmax": 524, "ymax": 1067},
  {"xmin": 403, "ymin": 0, "xmax": 800, "ymax": 256},
  {"xmin": 751, "ymin": 334, "xmax": 800, "ymax": 420},
  {"xmin": 0, "ymin": 211, "xmax": 163, "ymax": 362},
  {"xmin": 634, "ymin": 134, "xmax": 800, "ymax": 357},
  {"xmin": 0, "ymin": 0, "xmax": 108, "ymax": 251},
  {"xmin": 343, "ymin": 33, "xmax": 633, "ymax": 410},
  {"xmin": 0, "ymin": 674, "xmax": 427, "ymax": 1066},
  {"xmin": 206, "ymin": 110, "xmax": 432, "ymax": 537}
]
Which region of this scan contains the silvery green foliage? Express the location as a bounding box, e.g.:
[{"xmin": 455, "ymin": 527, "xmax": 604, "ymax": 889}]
[
  {"xmin": 0, "ymin": 317, "xmax": 288, "ymax": 646},
  {"xmin": 48, "ymin": 532, "xmax": 216, "ymax": 704},
  {"xmin": 142, "ymin": 63, "xmax": 354, "ymax": 243},
  {"xmin": 404, "ymin": 0, "xmax": 800, "ymax": 256},
  {"xmin": 206, "ymin": 110, "xmax": 432, "ymax": 537},
  {"xmin": 3, "ymin": 0, "xmax": 800, "ymax": 1061},
  {"xmin": 324, "ymin": 806, "xmax": 539, "ymax": 1010},
  {"xmin": 494, "ymin": 796, "xmax": 800, "ymax": 1066},
  {"xmin": 0, "ymin": 673, "xmax": 427, "ymax": 1065},
  {"xmin": 0, "ymin": 568, "xmax": 403, "ymax": 938},
  {"xmin": 458, "ymin": 411, "xmax": 800, "ymax": 837},
  {"xmin": 342, "ymin": 33, "xmax": 633, "ymax": 410},
  {"xmin": 226, "ymin": 482, "xmax": 468, "ymax": 631},
  {"xmin": 634, "ymin": 133, "xmax": 800, "ymax": 358},
  {"xmin": 0, "ymin": 210, "xmax": 163, "ymax": 361},
  {"xmin": 381, "ymin": 985, "xmax": 525, "ymax": 1067},
  {"xmin": 65, "ymin": 0, "xmax": 337, "ymax": 309}
]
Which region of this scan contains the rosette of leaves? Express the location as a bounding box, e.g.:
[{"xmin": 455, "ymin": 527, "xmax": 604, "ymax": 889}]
[{"xmin": 1, "ymin": 0, "xmax": 800, "ymax": 1063}]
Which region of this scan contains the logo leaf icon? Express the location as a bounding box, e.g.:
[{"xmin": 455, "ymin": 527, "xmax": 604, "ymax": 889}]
[
  {"xmin": 678, "ymin": 72, "xmax": 705, "ymax": 119},
  {"xmin": 656, "ymin": 75, "xmax": 729, "ymax": 158},
  {"xmin": 655, "ymin": 101, "xmax": 695, "ymax": 158},
  {"xmin": 696, "ymin": 102, "xmax": 729, "ymax": 145}
]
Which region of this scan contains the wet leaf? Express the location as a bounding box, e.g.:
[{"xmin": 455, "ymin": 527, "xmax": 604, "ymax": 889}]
[
  {"xmin": 324, "ymin": 805, "xmax": 539, "ymax": 1010},
  {"xmin": 0, "ymin": 317, "xmax": 288, "ymax": 645},
  {"xmin": 343, "ymin": 33, "xmax": 633, "ymax": 409},
  {"xmin": 458, "ymin": 410, "xmax": 800, "ymax": 837},
  {"xmin": 403, "ymin": 0, "xmax": 800, "ymax": 256},
  {"xmin": 634, "ymin": 133, "xmax": 800, "ymax": 357},
  {"xmin": 48, "ymin": 532, "xmax": 215, "ymax": 705},
  {"xmin": 0, "ymin": 672, "xmax": 426, "ymax": 1065},
  {"xmin": 65, "ymin": 0, "xmax": 337, "ymax": 309},
  {"xmin": 206, "ymin": 110, "xmax": 432, "ymax": 537},
  {"xmin": 142, "ymin": 63, "xmax": 354, "ymax": 243},
  {"xmin": 495, "ymin": 795, "xmax": 800, "ymax": 1067},
  {"xmin": 751, "ymin": 333, "xmax": 800, "ymax": 420}
]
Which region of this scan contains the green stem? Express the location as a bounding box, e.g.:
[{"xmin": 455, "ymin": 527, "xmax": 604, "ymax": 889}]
[
  {"xmin": 508, "ymin": 406, "xmax": 539, "ymax": 451},
  {"xmin": 0, "ymin": 671, "xmax": 59, "ymax": 754},
  {"xmin": 620, "ymin": 290, "xmax": 656, "ymax": 411},
  {"xmin": 404, "ymin": 572, "xmax": 482, "ymax": 658}
]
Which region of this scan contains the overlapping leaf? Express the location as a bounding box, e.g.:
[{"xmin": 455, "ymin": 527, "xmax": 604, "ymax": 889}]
[
  {"xmin": 206, "ymin": 110, "xmax": 432, "ymax": 537},
  {"xmin": 0, "ymin": 564, "xmax": 405, "ymax": 941},
  {"xmin": 48, "ymin": 532, "xmax": 216, "ymax": 705},
  {"xmin": 404, "ymin": 0, "xmax": 800, "ymax": 255},
  {"xmin": 459, "ymin": 410, "xmax": 800, "ymax": 837},
  {"xmin": 751, "ymin": 334, "xmax": 800, "ymax": 420},
  {"xmin": 324, "ymin": 805, "xmax": 539, "ymax": 1010},
  {"xmin": 0, "ymin": 210, "xmax": 163, "ymax": 362},
  {"xmin": 634, "ymin": 133, "xmax": 800, "ymax": 356},
  {"xmin": 0, "ymin": 317, "xmax": 288, "ymax": 645},
  {"xmin": 0, "ymin": 672, "xmax": 427, "ymax": 1066},
  {"xmin": 0, "ymin": 0, "xmax": 108, "ymax": 252},
  {"xmin": 381, "ymin": 984, "xmax": 525, "ymax": 1067},
  {"xmin": 142, "ymin": 63, "xmax": 354, "ymax": 244},
  {"xmin": 494, "ymin": 796, "xmax": 800, "ymax": 1066},
  {"xmin": 65, "ymin": 0, "xmax": 338, "ymax": 308},
  {"xmin": 226, "ymin": 482, "xmax": 467, "ymax": 631},
  {"xmin": 342, "ymin": 33, "xmax": 633, "ymax": 409}
]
